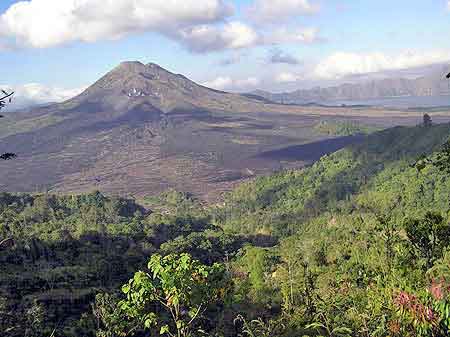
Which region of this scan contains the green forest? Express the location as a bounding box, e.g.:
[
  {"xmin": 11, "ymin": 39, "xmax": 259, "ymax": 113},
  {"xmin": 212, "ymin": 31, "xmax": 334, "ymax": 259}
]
[
  {"xmin": 3, "ymin": 121, "xmax": 450, "ymax": 337},
  {"xmin": 313, "ymin": 120, "xmax": 380, "ymax": 136}
]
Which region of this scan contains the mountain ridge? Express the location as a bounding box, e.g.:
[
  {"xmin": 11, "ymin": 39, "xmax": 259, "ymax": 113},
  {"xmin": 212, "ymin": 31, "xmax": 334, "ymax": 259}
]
[{"xmin": 252, "ymin": 66, "xmax": 450, "ymax": 104}]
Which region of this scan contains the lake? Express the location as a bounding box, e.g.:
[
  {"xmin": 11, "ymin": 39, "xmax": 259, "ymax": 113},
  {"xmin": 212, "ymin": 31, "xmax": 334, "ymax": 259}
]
[{"xmin": 323, "ymin": 95, "xmax": 450, "ymax": 109}]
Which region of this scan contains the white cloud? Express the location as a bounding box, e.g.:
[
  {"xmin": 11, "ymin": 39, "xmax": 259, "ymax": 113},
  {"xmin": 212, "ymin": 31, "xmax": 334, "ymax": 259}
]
[
  {"xmin": 202, "ymin": 76, "xmax": 260, "ymax": 90},
  {"xmin": 275, "ymin": 72, "xmax": 301, "ymax": 83},
  {"xmin": 448, "ymin": 1, "xmax": 450, "ymax": 10},
  {"xmin": 249, "ymin": 0, "xmax": 319, "ymax": 23},
  {"xmin": 0, "ymin": 0, "xmax": 233, "ymax": 48},
  {"xmin": 178, "ymin": 23, "xmax": 322, "ymax": 52},
  {"xmin": 235, "ymin": 77, "xmax": 260, "ymax": 88},
  {"xmin": 0, "ymin": 0, "xmax": 322, "ymax": 53},
  {"xmin": 264, "ymin": 27, "xmax": 323, "ymax": 45},
  {"xmin": 202, "ymin": 76, "xmax": 233, "ymax": 90},
  {"xmin": 2, "ymin": 83, "xmax": 86, "ymax": 110},
  {"xmin": 176, "ymin": 21, "xmax": 259, "ymax": 52},
  {"xmin": 314, "ymin": 50, "xmax": 450, "ymax": 79}
]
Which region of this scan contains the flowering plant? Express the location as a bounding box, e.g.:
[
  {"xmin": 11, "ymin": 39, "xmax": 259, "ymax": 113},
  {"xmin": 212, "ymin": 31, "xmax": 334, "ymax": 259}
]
[{"xmin": 391, "ymin": 279, "xmax": 450, "ymax": 336}]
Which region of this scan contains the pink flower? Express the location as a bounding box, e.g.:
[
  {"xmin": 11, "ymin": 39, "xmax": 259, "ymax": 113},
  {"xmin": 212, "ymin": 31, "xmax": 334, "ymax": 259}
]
[
  {"xmin": 425, "ymin": 307, "xmax": 436, "ymax": 322},
  {"xmin": 394, "ymin": 291, "xmax": 416, "ymax": 309},
  {"xmin": 393, "ymin": 290, "xmax": 437, "ymax": 324}
]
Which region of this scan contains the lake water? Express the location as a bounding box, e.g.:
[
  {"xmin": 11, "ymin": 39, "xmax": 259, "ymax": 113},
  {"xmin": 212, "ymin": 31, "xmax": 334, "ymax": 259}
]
[{"xmin": 322, "ymin": 95, "xmax": 450, "ymax": 109}]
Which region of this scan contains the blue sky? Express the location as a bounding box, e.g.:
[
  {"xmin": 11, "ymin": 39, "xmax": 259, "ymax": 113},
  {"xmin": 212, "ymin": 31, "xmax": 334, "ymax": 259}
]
[{"xmin": 0, "ymin": 0, "xmax": 449, "ymax": 106}]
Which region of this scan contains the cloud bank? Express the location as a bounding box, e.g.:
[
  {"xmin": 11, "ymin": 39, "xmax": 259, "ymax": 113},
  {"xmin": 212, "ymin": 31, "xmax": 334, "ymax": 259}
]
[
  {"xmin": 175, "ymin": 21, "xmax": 259, "ymax": 52},
  {"xmin": 0, "ymin": 0, "xmax": 233, "ymax": 48},
  {"xmin": 275, "ymin": 72, "xmax": 302, "ymax": 83},
  {"xmin": 314, "ymin": 50, "xmax": 450, "ymax": 79},
  {"xmin": 202, "ymin": 76, "xmax": 260, "ymax": 90},
  {"xmin": 0, "ymin": 0, "xmax": 322, "ymax": 52},
  {"xmin": 2, "ymin": 83, "xmax": 86, "ymax": 110}
]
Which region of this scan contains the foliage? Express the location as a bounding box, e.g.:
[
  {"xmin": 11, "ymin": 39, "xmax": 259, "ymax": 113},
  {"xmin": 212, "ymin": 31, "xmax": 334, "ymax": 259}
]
[
  {"xmin": 119, "ymin": 253, "xmax": 231, "ymax": 337},
  {"xmin": 217, "ymin": 123, "xmax": 450, "ymax": 236},
  {"xmin": 314, "ymin": 120, "xmax": 380, "ymax": 136},
  {"xmin": 404, "ymin": 212, "xmax": 450, "ymax": 269},
  {"xmin": 92, "ymin": 293, "xmax": 134, "ymax": 337},
  {"xmin": 234, "ymin": 314, "xmax": 285, "ymax": 337},
  {"xmin": 4, "ymin": 123, "xmax": 450, "ymax": 337}
]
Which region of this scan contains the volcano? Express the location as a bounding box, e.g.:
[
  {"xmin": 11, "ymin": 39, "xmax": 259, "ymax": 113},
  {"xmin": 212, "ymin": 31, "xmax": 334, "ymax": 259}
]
[
  {"xmin": 0, "ymin": 61, "xmax": 371, "ymax": 201},
  {"xmin": 54, "ymin": 61, "xmax": 268, "ymax": 120}
]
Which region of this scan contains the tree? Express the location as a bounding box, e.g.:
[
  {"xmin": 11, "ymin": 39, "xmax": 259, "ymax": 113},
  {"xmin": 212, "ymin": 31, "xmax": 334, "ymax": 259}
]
[
  {"xmin": 276, "ymin": 237, "xmax": 305, "ymax": 314},
  {"xmin": 92, "ymin": 293, "xmax": 133, "ymax": 337},
  {"xmin": 404, "ymin": 212, "xmax": 450, "ymax": 269},
  {"xmin": 432, "ymin": 139, "xmax": 450, "ymax": 173},
  {"xmin": 241, "ymin": 247, "xmax": 271, "ymax": 301},
  {"xmin": 423, "ymin": 114, "xmax": 432, "ymax": 127},
  {"xmin": 0, "ymin": 89, "xmax": 15, "ymax": 160},
  {"xmin": 119, "ymin": 253, "xmax": 230, "ymax": 337}
]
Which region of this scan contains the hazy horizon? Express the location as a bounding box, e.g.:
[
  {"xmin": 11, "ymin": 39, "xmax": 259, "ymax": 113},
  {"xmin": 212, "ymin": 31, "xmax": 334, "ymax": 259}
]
[{"xmin": 0, "ymin": 0, "xmax": 449, "ymax": 109}]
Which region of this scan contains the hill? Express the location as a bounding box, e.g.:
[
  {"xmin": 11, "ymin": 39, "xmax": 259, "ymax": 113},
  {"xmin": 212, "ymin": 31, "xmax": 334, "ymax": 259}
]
[{"xmin": 216, "ymin": 122, "xmax": 450, "ymax": 236}]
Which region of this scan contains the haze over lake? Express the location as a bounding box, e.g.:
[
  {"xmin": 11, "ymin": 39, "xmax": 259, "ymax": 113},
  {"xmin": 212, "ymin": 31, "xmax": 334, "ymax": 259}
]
[{"xmin": 326, "ymin": 95, "xmax": 450, "ymax": 109}]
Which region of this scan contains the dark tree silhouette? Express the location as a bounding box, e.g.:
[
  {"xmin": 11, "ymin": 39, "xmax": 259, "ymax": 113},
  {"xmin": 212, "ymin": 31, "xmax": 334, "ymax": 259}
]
[
  {"xmin": 423, "ymin": 113, "xmax": 432, "ymax": 127},
  {"xmin": 0, "ymin": 237, "xmax": 14, "ymax": 249},
  {"xmin": 0, "ymin": 153, "xmax": 16, "ymax": 160},
  {"xmin": 0, "ymin": 90, "xmax": 13, "ymax": 110},
  {"xmin": 0, "ymin": 90, "xmax": 16, "ymax": 160}
]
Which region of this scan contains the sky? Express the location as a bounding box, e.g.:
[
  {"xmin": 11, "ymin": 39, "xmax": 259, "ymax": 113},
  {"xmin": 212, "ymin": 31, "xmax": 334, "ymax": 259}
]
[{"xmin": 0, "ymin": 0, "xmax": 449, "ymax": 108}]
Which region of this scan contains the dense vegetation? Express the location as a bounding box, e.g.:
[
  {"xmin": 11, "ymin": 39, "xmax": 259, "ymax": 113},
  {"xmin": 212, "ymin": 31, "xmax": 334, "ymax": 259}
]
[
  {"xmin": 313, "ymin": 120, "xmax": 379, "ymax": 136},
  {"xmin": 3, "ymin": 122, "xmax": 450, "ymax": 336}
]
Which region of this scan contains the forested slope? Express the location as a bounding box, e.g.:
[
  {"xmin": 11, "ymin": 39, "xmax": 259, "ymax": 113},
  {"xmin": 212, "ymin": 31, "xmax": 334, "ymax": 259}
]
[
  {"xmin": 3, "ymin": 122, "xmax": 450, "ymax": 336},
  {"xmin": 215, "ymin": 123, "xmax": 450, "ymax": 236}
]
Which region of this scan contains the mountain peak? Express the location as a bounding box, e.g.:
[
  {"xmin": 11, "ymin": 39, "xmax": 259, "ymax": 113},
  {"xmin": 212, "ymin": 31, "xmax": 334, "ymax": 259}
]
[
  {"xmin": 63, "ymin": 60, "xmax": 264, "ymax": 116},
  {"xmin": 146, "ymin": 62, "xmax": 164, "ymax": 69},
  {"xmin": 119, "ymin": 60, "xmax": 145, "ymax": 67},
  {"xmin": 113, "ymin": 60, "xmax": 147, "ymax": 74}
]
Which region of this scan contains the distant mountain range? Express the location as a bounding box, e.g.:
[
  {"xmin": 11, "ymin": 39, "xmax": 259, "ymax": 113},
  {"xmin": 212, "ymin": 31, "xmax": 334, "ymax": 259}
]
[{"xmin": 252, "ymin": 66, "xmax": 450, "ymax": 104}]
